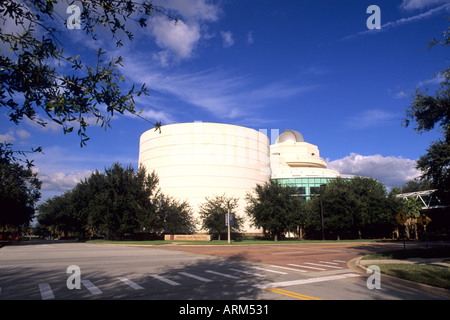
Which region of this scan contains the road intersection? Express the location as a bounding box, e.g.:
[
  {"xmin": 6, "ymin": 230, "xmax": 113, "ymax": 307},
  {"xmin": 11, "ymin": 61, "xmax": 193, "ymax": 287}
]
[{"xmin": 0, "ymin": 240, "xmax": 449, "ymax": 302}]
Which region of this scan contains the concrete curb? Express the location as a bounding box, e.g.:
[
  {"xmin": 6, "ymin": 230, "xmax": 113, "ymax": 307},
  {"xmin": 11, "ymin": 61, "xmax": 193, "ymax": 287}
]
[{"xmin": 348, "ymin": 256, "xmax": 450, "ymax": 299}]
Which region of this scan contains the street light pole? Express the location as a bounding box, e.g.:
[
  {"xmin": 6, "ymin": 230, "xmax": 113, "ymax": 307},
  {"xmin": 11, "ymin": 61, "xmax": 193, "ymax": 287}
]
[{"xmin": 227, "ymin": 207, "xmax": 231, "ymax": 244}]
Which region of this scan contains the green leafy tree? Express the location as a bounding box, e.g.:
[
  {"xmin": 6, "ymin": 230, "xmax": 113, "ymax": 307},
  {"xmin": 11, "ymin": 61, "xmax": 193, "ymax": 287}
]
[
  {"xmin": 155, "ymin": 195, "xmax": 196, "ymax": 235},
  {"xmin": 0, "ymin": 143, "xmax": 41, "ymax": 230},
  {"xmin": 401, "ymin": 197, "xmax": 423, "ymax": 240},
  {"xmin": 1, "ymin": 0, "xmax": 171, "ymax": 154},
  {"xmin": 199, "ymin": 194, "xmax": 243, "ymax": 240},
  {"xmin": 306, "ymin": 177, "xmax": 396, "ymax": 239},
  {"xmin": 36, "ymin": 163, "xmax": 160, "ymax": 240},
  {"xmin": 403, "ymin": 18, "xmax": 450, "ymax": 204},
  {"xmin": 245, "ymin": 181, "xmax": 301, "ymax": 241},
  {"xmin": 98, "ymin": 163, "xmax": 159, "ymax": 240},
  {"xmin": 37, "ymin": 190, "xmax": 74, "ymax": 238}
]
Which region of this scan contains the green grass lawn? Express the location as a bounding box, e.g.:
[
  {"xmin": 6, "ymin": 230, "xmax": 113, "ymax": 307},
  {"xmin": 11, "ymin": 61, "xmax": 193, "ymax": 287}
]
[
  {"xmin": 362, "ymin": 246, "xmax": 450, "ymax": 260},
  {"xmin": 378, "ymin": 264, "xmax": 450, "ymax": 289},
  {"xmin": 363, "ymin": 246, "xmax": 450, "ymax": 289}
]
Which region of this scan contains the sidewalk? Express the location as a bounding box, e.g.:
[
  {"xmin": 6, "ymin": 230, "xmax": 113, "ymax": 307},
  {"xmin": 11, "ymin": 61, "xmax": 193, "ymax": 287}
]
[{"xmin": 348, "ymin": 256, "xmax": 450, "ymax": 299}]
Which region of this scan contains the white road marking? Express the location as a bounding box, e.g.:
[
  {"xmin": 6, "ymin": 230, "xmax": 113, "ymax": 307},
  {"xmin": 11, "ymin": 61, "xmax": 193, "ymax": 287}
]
[
  {"xmin": 229, "ymin": 268, "xmax": 265, "ymax": 277},
  {"xmin": 267, "ymin": 265, "xmax": 308, "ymax": 273},
  {"xmin": 271, "ymin": 251, "xmax": 304, "ymax": 255},
  {"xmin": 150, "ymin": 274, "xmax": 180, "ymax": 286},
  {"xmin": 251, "ymin": 266, "xmax": 288, "ymax": 274},
  {"xmin": 39, "ymin": 283, "xmax": 55, "ymax": 300},
  {"xmin": 205, "ymin": 270, "xmax": 240, "ymax": 279},
  {"xmin": 81, "ymin": 280, "xmax": 102, "ymax": 295},
  {"xmin": 288, "ymin": 263, "xmax": 326, "ymax": 271},
  {"xmin": 304, "ymin": 262, "xmax": 343, "ymax": 269},
  {"xmin": 333, "ymin": 260, "xmax": 346, "ymax": 263},
  {"xmin": 255, "ymin": 273, "xmax": 362, "ymax": 289},
  {"xmin": 117, "ymin": 277, "xmax": 144, "ymax": 290},
  {"xmin": 179, "ymin": 272, "xmax": 212, "ymax": 282},
  {"xmin": 319, "ymin": 261, "xmax": 340, "ymax": 265}
]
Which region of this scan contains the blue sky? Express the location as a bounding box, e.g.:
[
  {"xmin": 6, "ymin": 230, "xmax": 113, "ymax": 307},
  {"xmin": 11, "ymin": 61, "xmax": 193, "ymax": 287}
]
[{"xmin": 1, "ymin": 0, "xmax": 449, "ymax": 203}]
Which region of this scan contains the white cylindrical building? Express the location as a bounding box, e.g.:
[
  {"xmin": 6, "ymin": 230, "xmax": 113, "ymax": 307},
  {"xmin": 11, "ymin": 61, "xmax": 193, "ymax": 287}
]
[{"xmin": 138, "ymin": 122, "xmax": 271, "ymax": 234}]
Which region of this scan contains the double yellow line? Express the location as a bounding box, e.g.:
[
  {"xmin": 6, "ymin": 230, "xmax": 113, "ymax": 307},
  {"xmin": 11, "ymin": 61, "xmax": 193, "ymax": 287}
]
[{"xmin": 264, "ymin": 287, "xmax": 321, "ymax": 300}]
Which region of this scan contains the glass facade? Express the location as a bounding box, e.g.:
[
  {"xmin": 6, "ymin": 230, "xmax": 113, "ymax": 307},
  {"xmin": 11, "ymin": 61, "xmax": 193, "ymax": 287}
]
[{"xmin": 274, "ymin": 177, "xmax": 337, "ymax": 200}]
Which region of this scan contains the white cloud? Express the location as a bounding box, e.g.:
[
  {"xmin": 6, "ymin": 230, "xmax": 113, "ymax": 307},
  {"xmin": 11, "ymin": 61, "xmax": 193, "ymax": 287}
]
[
  {"xmin": 417, "ymin": 73, "xmax": 446, "ymax": 87},
  {"xmin": 147, "ymin": 0, "xmax": 222, "ymax": 65},
  {"xmin": 394, "ymin": 90, "xmax": 408, "ymax": 99},
  {"xmin": 345, "ymin": 109, "xmax": 398, "ymax": 129},
  {"xmin": 328, "ymin": 153, "xmax": 422, "ymax": 188},
  {"xmin": 16, "ymin": 129, "xmax": 31, "ymax": 139},
  {"xmin": 220, "ymin": 31, "xmax": 234, "ymax": 47},
  {"xmin": 162, "ymin": 0, "xmax": 221, "ymax": 22},
  {"xmin": 0, "ymin": 129, "xmax": 32, "ymax": 143},
  {"xmin": 35, "ymin": 168, "xmax": 92, "ymax": 192},
  {"xmin": 122, "ymin": 61, "xmax": 317, "ymax": 121},
  {"xmin": 0, "ymin": 131, "xmax": 16, "ymax": 143},
  {"xmin": 400, "ymin": 0, "xmax": 450, "ymax": 10},
  {"xmin": 150, "ymin": 16, "xmax": 201, "ymax": 62},
  {"xmin": 247, "ymin": 31, "xmax": 254, "ymax": 45}
]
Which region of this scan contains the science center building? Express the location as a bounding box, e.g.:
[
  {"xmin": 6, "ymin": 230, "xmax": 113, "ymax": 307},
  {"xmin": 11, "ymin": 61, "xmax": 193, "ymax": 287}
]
[{"xmin": 138, "ymin": 122, "xmax": 342, "ymax": 235}]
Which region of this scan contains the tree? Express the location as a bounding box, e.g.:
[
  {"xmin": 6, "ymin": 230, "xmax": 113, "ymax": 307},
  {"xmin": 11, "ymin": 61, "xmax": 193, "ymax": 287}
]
[
  {"xmin": 403, "ymin": 18, "xmax": 450, "ymax": 205},
  {"xmin": 98, "ymin": 163, "xmax": 159, "ymax": 240},
  {"xmin": 155, "ymin": 195, "xmax": 196, "ymax": 235},
  {"xmin": 401, "ymin": 197, "xmax": 423, "ymax": 240},
  {"xmin": 0, "ymin": 143, "xmax": 41, "ymax": 230},
  {"xmin": 306, "ymin": 177, "xmax": 396, "ymax": 239},
  {"xmin": 36, "ymin": 162, "xmax": 160, "ymax": 240},
  {"xmin": 199, "ymin": 194, "xmax": 243, "ymax": 240},
  {"xmin": 1, "ymin": 0, "xmax": 171, "ymax": 152},
  {"xmin": 37, "ymin": 190, "xmax": 74, "ymax": 238},
  {"xmin": 245, "ymin": 181, "xmax": 301, "ymax": 241}
]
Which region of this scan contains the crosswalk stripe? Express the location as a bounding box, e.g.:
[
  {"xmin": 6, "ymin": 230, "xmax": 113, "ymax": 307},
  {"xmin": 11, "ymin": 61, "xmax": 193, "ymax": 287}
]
[
  {"xmin": 251, "ymin": 266, "xmax": 288, "ymax": 274},
  {"xmin": 205, "ymin": 270, "xmax": 240, "ymax": 279},
  {"xmin": 150, "ymin": 274, "xmax": 181, "ymax": 286},
  {"xmin": 268, "ymin": 265, "xmax": 308, "ymax": 273},
  {"xmin": 179, "ymin": 272, "xmax": 212, "ymax": 282},
  {"xmin": 81, "ymin": 280, "xmax": 102, "ymax": 295},
  {"xmin": 39, "ymin": 283, "xmax": 55, "ymax": 300},
  {"xmin": 333, "ymin": 260, "xmax": 346, "ymax": 263},
  {"xmin": 288, "ymin": 263, "xmax": 326, "ymax": 271},
  {"xmin": 117, "ymin": 277, "xmax": 144, "ymax": 290},
  {"xmin": 319, "ymin": 261, "xmax": 340, "ymax": 265},
  {"xmin": 229, "ymin": 268, "xmax": 265, "ymax": 277},
  {"xmin": 304, "ymin": 262, "xmax": 343, "ymax": 269}
]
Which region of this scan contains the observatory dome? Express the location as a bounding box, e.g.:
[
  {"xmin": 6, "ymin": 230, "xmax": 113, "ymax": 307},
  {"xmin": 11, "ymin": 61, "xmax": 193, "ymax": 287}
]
[{"xmin": 276, "ymin": 130, "xmax": 304, "ymax": 143}]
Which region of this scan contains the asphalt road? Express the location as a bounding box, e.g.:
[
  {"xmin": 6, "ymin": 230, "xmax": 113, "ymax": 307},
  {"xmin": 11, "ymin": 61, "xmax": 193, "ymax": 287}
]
[{"xmin": 0, "ymin": 240, "xmax": 449, "ymax": 304}]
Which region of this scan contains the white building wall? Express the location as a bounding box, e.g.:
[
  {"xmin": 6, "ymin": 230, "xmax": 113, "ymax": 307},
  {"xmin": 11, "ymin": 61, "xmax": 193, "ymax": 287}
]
[{"xmin": 139, "ymin": 122, "xmax": 271, "ymax": 234}]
